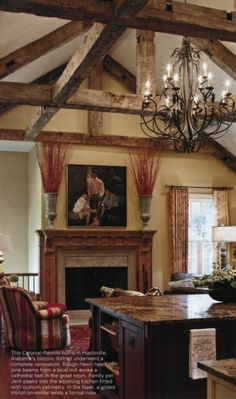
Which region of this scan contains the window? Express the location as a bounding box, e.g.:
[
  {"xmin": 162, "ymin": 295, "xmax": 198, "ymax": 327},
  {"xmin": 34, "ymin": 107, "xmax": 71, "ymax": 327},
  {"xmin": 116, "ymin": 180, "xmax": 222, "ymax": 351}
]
[{"xmin": 188, "ymin": 194, "xmax": 215, "ymax": 275}]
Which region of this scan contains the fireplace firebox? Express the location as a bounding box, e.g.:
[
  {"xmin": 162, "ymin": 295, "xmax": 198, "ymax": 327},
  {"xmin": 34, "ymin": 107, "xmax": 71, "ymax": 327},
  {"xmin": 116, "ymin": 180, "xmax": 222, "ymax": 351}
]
[{"xmin": 66, "ymin": 266, "xmax": 128, "ymax": 309}]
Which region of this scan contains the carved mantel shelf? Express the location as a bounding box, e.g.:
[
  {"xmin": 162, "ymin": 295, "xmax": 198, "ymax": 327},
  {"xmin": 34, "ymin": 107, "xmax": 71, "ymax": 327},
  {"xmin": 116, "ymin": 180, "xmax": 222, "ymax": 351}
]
[{"xmin": 37, "ymin": 229, "xmax": 156, "ymax": 303}]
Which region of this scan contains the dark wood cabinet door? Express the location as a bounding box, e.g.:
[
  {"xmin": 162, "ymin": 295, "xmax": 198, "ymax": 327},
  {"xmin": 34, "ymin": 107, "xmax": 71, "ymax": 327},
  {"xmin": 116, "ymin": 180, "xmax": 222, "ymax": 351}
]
[{"xmin": 121, "ymin": 321, "xmax": 144, "ymax": 399}]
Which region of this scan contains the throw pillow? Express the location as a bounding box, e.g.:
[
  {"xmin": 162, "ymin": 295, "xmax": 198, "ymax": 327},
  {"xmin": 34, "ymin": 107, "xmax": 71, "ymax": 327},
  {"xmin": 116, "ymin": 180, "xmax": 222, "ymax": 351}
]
[{"xmin": 168, "ymin": 279, "xmax": 194, "ymax": 289}]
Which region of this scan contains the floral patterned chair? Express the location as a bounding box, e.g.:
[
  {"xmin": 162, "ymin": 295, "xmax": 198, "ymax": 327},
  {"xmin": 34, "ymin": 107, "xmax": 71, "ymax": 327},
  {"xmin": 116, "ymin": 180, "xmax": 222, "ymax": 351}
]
[{"xmin": 0, "ymin": 286, "xmax": 70, "ymax": 350}]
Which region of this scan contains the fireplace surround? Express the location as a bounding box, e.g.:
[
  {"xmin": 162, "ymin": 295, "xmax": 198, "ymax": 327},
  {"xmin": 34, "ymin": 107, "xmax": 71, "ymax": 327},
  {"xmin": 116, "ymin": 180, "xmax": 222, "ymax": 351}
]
[
  {"xmin": 37, "ymin": 229, "xmax": 156, "ymax": 303},
  {"xmin": 58, "ymin": 247, "xmax": 136, "ymax": 309}
]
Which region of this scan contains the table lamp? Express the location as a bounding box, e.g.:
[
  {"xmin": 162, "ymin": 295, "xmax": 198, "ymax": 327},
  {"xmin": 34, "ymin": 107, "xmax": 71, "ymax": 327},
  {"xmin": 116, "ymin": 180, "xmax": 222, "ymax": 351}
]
[
  {"xmin": 212, "ymin": 226, "xmax": 236, "ymax": 268},
  {"xmin": 0, "ymin": 234, "xmax": 13, "ymax": 277}
]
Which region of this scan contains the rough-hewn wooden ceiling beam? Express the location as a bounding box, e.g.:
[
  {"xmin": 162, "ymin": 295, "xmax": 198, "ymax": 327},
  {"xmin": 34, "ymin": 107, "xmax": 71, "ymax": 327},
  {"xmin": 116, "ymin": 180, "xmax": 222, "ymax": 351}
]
[
  {"xmin": 24, "ymin": 21, "xmax": 128, "ymax": 138},
  {"xmin": 0, "ymin": 82, "xmax": 143, "ymax": 113},
  {"xmin": 71, "ymin": 87, "xmax": 141, "ymax": 112},
  {"xmin": 103, "ymin": 55, "xmax": 136, "ymax": 93},
  {"xmin": 25, "ymin": 0, "xmax": 149, "ymax": 139},
  {"xmin": 136, "ymin": 30, "xmax": 156, "ymax": 96},
  {"xmin": 0, "ymin": 63, "xmax": 66, "ymax": 116},
  {"xmin": 0, "ymin": 0, "xmax": 111, "ymax": 21},
  {"xmin": 51, "ymin": 22, "xmax": 125, "ymax": 103},
  {"xmin": 32, "ymin": 64, "xmax": 66, "ymax": 85},
  {"xmin": 0, "ymin": 82, "xmax": 236, "ymax": 119},
  {"xmin": 0, "ymin": 128, "xmax": 169, "ymax": 151},
  {"xmin": 0, "ymin": 82, "xmax": 51, "ymax": 105},
  {"xmin": 0, "ymin": 128, "xmax": 25, "ymax": 141},
  {"xmin": 191, "ymin": 38, "xmax": 236, "ymax": 82},
  {"xmin": 0, "ymin": 127, "xmax": 235, "ymax": 171},
  {"xmin": 0, "ymin": 1, "xmax": 236, "ymax": 42},
  {"xmin": 0, "ymin": 55, "xmax": 135, "ymax": 116},
  {"xmin": 88, "ymin": 62, "xmax": 103, "ymax": 136},
  {"xmin": 25, "ymin": 106, "xmax": 57, "ymax": 139},
  {"xmin": 0, "ymin": 21, "xmax": 91, "ymax": 80},
  {"xmin": 139, "ymin": 1, "xmax": 236, "ymax": 42}
]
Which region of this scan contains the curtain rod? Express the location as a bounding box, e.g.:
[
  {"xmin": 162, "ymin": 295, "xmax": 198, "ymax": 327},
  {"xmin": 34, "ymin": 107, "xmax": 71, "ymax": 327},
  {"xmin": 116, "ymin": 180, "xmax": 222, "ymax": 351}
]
[{"xmin": 165, "ymin": 185, "xmax": 233, "ymax": 190}]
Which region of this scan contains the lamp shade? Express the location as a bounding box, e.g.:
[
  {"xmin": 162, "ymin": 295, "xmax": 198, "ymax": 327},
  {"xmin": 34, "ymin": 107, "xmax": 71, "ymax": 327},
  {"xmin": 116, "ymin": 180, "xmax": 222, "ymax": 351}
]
[{"xmin": 212, "ymin": 226, "xmax": 236, "ymax": 243}]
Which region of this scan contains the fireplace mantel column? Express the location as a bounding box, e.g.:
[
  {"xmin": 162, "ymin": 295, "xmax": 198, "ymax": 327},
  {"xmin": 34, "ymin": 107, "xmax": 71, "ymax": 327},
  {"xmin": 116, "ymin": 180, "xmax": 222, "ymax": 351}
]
[
  {"xmin": 37, "ymin": 229, "xmax": 156, "ymax": 303},
  {"xmin": 139, "ymin": 236, "xmax": 153, "ymax": 293},
  {"xmin": 39, "ymin": 232, "xmax": 58, "ymax": 303}
]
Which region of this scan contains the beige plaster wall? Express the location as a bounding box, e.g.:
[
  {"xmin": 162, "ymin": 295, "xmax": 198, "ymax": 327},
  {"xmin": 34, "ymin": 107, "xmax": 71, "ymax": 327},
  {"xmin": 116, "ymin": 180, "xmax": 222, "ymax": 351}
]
[
  {"xmin": 49, "ymin": 146, "xmax": 236, "ymax": 291},
  {"xmin": 0, "ymin": 152, "xmax": 28, "ymax": 273},
  {"xmin": 0, "ymin": 144, "xmax": 234, "ymax": 291}
]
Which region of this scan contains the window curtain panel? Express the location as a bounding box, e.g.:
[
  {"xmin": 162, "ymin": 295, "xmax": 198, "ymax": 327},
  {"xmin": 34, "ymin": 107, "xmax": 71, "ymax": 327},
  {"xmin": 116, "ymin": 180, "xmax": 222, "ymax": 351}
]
[
  {"xmin": 168, "ymin": 187, "xmax": 189, "ymax": 274},
  {"xmin": 213, "ymin": 190, "xmax": 229, "ymax": 265}
]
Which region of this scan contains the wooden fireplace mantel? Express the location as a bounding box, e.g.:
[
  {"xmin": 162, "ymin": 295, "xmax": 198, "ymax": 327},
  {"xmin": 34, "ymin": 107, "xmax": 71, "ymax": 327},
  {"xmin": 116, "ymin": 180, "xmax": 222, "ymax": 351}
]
[{"xmin": 37, "ymin": 229, "xmax": 156, "ymax": 303}]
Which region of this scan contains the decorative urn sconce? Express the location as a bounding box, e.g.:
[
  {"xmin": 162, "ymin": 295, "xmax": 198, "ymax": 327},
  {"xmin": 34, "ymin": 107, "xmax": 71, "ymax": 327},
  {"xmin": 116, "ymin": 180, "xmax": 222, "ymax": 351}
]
[
  {"xmin": 36, "ymin": 142, "xmax": 71, "ymax": 229},
  {"xmin": 44, "ymin": 192, "xmax": 59, "ymax": 229},
  {"xmin": 130, "ymin": 148, "xmax": 160, "ymax": 228},
  {"xmin": 139, "ymin": 195, "xmax": 153, "ymax": 226}
]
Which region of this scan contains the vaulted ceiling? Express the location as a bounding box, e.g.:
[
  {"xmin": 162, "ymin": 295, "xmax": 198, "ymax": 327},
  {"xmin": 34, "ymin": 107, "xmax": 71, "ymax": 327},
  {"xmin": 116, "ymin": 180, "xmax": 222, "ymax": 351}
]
[{"xmin": 0, "ymin": 0, "xmax": 235, "ymax": 170}]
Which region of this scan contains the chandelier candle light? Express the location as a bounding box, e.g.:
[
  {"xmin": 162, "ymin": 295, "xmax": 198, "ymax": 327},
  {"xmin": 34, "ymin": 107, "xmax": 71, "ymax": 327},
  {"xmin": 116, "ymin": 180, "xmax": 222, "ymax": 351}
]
[{"xmin": 140, "ymin": 37, "xmax": 234, "ymax": 153}]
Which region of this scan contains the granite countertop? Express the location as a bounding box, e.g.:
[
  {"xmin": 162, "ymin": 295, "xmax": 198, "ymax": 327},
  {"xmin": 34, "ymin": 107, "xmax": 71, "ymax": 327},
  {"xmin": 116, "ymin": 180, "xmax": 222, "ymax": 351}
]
[
  {"xmin": 86, "ymin": 294, "xmax": 236, "ymax": 324},
  {"xmin": 198, "ymin": 358, "xmax": 236, "ymax": 386}
]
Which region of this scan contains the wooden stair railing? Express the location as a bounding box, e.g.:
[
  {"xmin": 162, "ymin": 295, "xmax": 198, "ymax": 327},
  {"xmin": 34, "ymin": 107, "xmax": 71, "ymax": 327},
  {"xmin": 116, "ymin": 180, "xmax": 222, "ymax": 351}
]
[{"xmin": 5, "ymin": 273, "xmax": 39, "ymax": 295}]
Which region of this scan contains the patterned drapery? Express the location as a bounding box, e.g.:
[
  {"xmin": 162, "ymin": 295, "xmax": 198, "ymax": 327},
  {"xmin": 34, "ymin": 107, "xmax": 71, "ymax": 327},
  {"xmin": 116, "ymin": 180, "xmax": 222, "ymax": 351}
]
[
  {"xmin": 168, "ymin": 187, "xmax": 189, "ymax": 273},
  {"xmin": 213, "ymin": 190, "xmax": 229, "ymax": 265}
]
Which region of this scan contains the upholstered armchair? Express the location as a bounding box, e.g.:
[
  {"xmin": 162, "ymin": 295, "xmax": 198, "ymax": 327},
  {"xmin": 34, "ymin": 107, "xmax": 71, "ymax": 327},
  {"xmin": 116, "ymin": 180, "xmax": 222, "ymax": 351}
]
[
  {"xmin": 0, "ymin": 276, "xmax": 10, "ymax": 287},
  {"xmin": 0, "ymin": 286, "xmax": 71, "ymax": 350}
]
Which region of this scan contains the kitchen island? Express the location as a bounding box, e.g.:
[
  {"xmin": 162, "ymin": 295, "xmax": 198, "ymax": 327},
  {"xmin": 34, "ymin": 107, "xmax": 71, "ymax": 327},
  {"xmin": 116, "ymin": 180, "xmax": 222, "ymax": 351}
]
[
  {"xmin": 87, "ymin": 294, "xmax": 236, "ymax": 399},
  {"xmin": 87, "ymin": 295, "xmax": 236, "ymax": 399},
  {"xmin": 198, "ymin": 358, "xmax": 236, "ymax": 399}
]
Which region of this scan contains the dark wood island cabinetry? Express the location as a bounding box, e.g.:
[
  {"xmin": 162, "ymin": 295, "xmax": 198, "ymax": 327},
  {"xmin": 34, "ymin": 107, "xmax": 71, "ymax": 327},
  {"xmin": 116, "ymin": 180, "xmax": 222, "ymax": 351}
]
[{"xmin": 87, "ymin": 295, "xmax": 236, "ymax": 399}]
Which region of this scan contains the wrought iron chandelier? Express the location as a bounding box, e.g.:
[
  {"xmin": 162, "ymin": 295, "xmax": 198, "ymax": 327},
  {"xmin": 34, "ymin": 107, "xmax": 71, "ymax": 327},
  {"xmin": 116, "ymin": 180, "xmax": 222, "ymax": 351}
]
[{"xmin": 140, "ymin": 37, "xmax": 235, "ymax": 153}]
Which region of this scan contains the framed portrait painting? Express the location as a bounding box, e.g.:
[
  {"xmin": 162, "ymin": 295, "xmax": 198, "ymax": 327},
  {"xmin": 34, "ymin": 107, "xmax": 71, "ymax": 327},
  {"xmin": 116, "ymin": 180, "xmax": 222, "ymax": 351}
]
[{"xmin": 67, "ymin": 164, "xmax": 127, "ymax": 227}]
